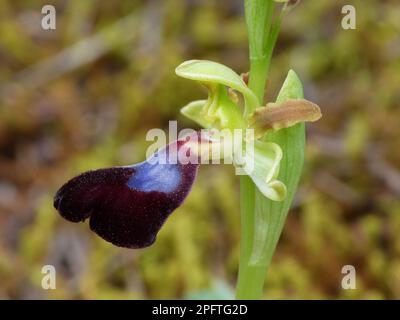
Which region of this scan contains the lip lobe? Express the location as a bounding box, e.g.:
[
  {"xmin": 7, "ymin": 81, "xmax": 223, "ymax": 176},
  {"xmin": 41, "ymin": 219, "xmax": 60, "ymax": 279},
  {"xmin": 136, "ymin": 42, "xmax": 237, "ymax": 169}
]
[{"xmin": 54, "ymin": 146, "xmax": 199, "ymax": 248}]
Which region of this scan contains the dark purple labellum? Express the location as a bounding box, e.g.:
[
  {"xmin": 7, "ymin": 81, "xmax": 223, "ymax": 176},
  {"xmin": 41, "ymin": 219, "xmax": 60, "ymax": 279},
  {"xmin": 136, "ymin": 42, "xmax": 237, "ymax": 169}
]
[{"xmin": 54, "ymin": 137, "xmax": 200, "ymax": 248}]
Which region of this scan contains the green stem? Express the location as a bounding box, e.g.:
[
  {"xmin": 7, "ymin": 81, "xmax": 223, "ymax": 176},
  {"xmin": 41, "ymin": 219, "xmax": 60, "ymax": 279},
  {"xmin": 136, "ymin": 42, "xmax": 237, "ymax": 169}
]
[
  {"xmin": 247, "ymin": 58, "xmax": 269, "ymax": 107},
  {"xmin": 236, "ymin": 0, "xmax": 294, "ymax": 300},
  {"xmin": 236, "ymin": 175, "xmax": 266, "ymax": 299},
  {"xmin": 236, "ymin": 0, "xmax": 277, "ymax": 300}
]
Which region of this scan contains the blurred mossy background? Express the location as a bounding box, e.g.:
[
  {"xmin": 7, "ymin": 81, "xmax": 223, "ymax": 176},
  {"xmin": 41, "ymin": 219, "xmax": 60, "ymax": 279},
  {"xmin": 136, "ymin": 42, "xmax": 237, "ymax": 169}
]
[{"xmin": 0, "ymin": 0, "xmax": 400, "ymax": 299}]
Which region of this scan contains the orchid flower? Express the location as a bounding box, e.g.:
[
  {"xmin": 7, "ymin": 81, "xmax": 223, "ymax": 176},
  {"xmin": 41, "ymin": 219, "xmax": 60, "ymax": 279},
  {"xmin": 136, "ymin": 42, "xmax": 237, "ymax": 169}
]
[{"xmin": 54, "ymin": 60, "xmax": 321, "ymax": 249}]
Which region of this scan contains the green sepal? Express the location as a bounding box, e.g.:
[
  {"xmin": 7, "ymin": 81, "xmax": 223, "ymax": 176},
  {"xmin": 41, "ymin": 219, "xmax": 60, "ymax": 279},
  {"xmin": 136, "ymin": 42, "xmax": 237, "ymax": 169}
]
[
  {"xmin": 175, "ymin": 60, "xmax": 259, "ymax": 116},
  {"xmin": 180, "ymin": 100, "xmax": 213, "ymax": 128},
  {"xmin": 237, "ymin": 140, "xmax": 286, "ymax": 202}
]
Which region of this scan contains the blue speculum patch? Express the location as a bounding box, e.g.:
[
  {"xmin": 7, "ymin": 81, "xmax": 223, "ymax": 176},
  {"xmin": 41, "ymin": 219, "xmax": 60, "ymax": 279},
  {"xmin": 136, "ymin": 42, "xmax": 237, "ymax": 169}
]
[{"xmin": 127, "ymin": 161, "xmax": 181, "ymax": 193}]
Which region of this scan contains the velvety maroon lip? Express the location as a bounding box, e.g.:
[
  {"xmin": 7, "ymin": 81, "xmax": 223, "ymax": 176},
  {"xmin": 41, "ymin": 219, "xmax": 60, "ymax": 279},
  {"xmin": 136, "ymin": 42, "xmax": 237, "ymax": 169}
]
[{"xmin": 53, "ymin": 136, "xmax": 200, "ymax": 248}]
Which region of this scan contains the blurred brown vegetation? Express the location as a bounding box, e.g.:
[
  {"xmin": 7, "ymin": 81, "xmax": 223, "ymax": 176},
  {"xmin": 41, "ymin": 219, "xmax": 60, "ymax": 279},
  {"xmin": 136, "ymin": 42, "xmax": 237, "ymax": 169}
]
[{"xmin": 0, "ymin": 0, "xmax": 400, "ymax": 299}]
